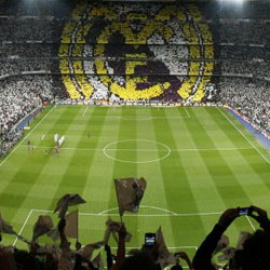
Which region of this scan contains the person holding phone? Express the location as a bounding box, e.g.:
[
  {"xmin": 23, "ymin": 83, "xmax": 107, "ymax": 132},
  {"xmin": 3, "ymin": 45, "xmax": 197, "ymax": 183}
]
[
  {"xmin": 171, "ymin": 252, "xmax": 193, "ymax": 270},
  {"xmin": 193, "ymin": 206, "xmax": 270, "ymax": 270},
  {"xmin": 144, "ymin": 233, "xmax": 156, "ymax": 247}
]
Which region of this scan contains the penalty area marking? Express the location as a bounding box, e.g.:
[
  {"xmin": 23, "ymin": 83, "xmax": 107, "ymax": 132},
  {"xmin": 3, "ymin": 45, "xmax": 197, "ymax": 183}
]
[
  {"xmin": 13, "ymin": 205, "xmax": 256, "ymax": 246},
  {"xmin": 245, "ymin": 216, "xmax": 256, "ymax": 232},
  {"xmin": 98, "ymin": 205, "xmax": 179, "ymax": 216},
  {"xmin": 13, "ymin": 209, "xmax": 34, "ymax": 246}
]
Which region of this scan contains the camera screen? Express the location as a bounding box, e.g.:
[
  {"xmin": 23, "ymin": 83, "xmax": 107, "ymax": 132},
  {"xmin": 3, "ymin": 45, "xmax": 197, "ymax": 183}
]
[
  {"xmin": 145, "ymin": 233, "xmax": 156, "ymax": 246},
  {"xmin": 238, "ymin": 208, "xmax": 250, "ymax": 216}
]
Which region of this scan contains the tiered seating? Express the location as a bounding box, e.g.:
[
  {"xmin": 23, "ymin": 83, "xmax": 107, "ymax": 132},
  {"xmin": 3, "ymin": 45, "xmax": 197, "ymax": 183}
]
[{"xmin": 59, "ymin": 2, "xmax": 215, "ymax": 102}]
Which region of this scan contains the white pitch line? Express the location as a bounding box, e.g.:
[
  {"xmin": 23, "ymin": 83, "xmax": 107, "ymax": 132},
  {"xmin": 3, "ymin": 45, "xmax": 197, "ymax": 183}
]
[
  {"xmin": 141, "ymin": 205, "xmax": 178, "ymax": 215},
  {"xmin": 245, "ymin": 216, "xmax": 256, "ymax": 232},
  {"xmin": 30, "ymin": 208, "xmax": 221, "ymax": 217},
  {"xmin": 13, "ymin": 209, "xmax": 33, "ymax": 246},
  {"xmin": 82, "ymin": 106, "xmax": 89, "ymax": 117},
  {"xmin": 19, "ymin": 145, "xmax": 254, "ymax": 152},
  {"xmin": 110, "ymin": 246, "xmax": 197, "ymax": 250},
  {"xmin": 16, "ymin": 208, "xmax": 255, "ymax": 248},
  {"xmin": 184, "ymin": 107, "xmax": 191, "ymax": 119},
  {"xmin": 173, "ymin": 147, "xmax": 254, "ymax": 152},
  {"xmin": 86, "ymin": 212, "xmax": 222, "ymax": 217},
  {"xmin": 78, "ymin": 116, "xmax": 190, "ymax": 121},
  {"xmin": 218, "ymin": 107, "xmax": 270, "ymax": 166},
  {"xmin": 103, "ymin": 147, "xmax": 254, "ymax": 152},
  {"xmin": 98, "ymin": 206, "xmax": 178, "ymax": 216},
  {"xmin": 105, "ymin": 148, "xmax": 168, "ymax": 152},
  {"xmin": 0, "ymin": 107, "xmax": 54, "ymax": 169}
]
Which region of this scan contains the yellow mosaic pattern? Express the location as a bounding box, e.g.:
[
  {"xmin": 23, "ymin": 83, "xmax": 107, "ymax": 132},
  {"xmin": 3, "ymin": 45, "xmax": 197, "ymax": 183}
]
[{"xmin": 59, "ymin": 2, "xmax": 214, "ymax": 102}]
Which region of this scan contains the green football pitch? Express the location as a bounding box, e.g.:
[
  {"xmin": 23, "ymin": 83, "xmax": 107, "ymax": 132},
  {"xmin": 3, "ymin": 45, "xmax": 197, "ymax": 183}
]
[{"xmin": 0, "ymin": 106, "xmax": 270, "ymax": 261}]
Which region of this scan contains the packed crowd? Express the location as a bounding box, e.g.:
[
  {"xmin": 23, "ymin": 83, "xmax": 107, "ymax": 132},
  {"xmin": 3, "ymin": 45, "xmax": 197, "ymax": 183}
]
[
  {"xmin": 0, "ymin": 77, "xmax": 53, "ymax": 156},
  {"xmin": 1, "ymin": 44, "xmax": 54, "ymax": 58},
  {"xmin": 0, "ymin": 1, "xmax": 270, "ymax": 268},
  {"xmin": 216, "ymin": 21, "xmax": 270, "ymax": 45},
  {"xmin": 58, "ymin": 1, "xmax": 214, "ymax": 102},
  {"xmin": 218, "ymin": 45, "xmax": 270, "ymax": 61},
  {"xmin": 0, "ymin": 78, "xmax": 53, "ymax": 129},
  {"xmin": 0, "ymin": 59, "xmax": 52, "ymax": 77},
  {"xmin": 219, "ymin": 78, "xmax": 270, "ymax": 134},
  {"xmin": 0, "ymin": 193, "xmax": 270, "ymax": 270},
  {"xmin": 219, "ymin": 59, "xmax": 270, "ymax": 78},
  {"xmin": 0, "ymin": 19, "xmax": 56, "ymax": 42},
  {"xmin": 0, "ymin": 1, "xmax": 270, "ymax": 148}
]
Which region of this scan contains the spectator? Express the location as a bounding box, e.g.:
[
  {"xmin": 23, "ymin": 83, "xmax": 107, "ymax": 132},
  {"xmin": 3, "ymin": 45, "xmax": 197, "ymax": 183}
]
[
  {"xmin": 171, "ymin": 252, "xmax": 193, "ymax": 270},
  {"xmin": 193, "ymin": 206, "xmax": 270, "ymax": 270}
]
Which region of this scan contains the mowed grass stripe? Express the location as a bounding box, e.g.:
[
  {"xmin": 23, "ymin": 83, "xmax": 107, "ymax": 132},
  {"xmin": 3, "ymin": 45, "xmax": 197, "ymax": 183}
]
[
  {"xmin": 0, "ymin": 106, "xmax": 56, "ymax": 194},
  {"xmin": 0, "ymin": 107, "xmax": 74, "ymax": 246},
  {"xmin": 200, "ymin": 107, "xmax": 251, "ymax": 149},
  {"xmin": 107, "ymin": 107, "xmax": 139, "ymax": 247},
  {"xmin": 47, "ymin": 107, "xmax": 110, "ymax": 212},
  {"xmin": 0, "ymin": 107, "xmax": 67, "ymax": 216},
  {"xmin": 161, "ymin": 107, "xmax": 194, "ymax": 149},
  {"xmin": 30, "ymin": 107, "xmax": 84, "ymax": 208},
  {"xmin": 1, "ymin": 106, "xmax": 269, "ymax": 249},
  {"xmin": 184, "ymin": 109, "xmax": 253, "ymax": 236},
  {"xmin": 151, "ymin": 108, "xmax": 205, "ymax": 249},
  {"xmin": 165, "ymin": 108, "xmax": 227, "ymax": 241},
  {"xmin": 78, "ymin": 106, "xmax": 123, "ymax": 242},
  {"xmin": 21, "ymin": 106, "xmax": 102, "ymax": 246},
  {"xmin": 75, "ymin": 107, "xmax": 123, "ymax": 244},
  {"xmin": 207, "ymin": 108, "xmax": 270, "ymax": 203},
  {"xmin": 217, "ymin": 107, "xmax": 270, "ymax": 164},
  {"xmin": 80, "ymin": 107, "xmax": 119, "ymax": 214},
  {"xmin": 0, "ymin": 106, "xmax": 52, "ymax": 166},
  {"xmin": 135, "ymin": 108, "xmax": 176, "ymax": 249},
  {"xmin": 20, "ymin": 108, "xmax": 84, "ymax": 235},
  {"xmin": 218, "ymin": 107, "xmax": 270, "ymax": 166}
]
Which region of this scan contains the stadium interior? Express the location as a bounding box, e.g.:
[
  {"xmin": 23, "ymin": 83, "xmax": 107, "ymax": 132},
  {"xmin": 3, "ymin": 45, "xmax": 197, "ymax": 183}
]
[{"xmin": 0, "ymin": 0, "xmax": 270, "ymax": 269}]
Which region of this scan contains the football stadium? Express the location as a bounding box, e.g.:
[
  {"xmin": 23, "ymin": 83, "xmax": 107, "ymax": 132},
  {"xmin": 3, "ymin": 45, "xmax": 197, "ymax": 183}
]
[{"xmin": 0, "ymin": 0, "xmax": 270, "ymax": 269}]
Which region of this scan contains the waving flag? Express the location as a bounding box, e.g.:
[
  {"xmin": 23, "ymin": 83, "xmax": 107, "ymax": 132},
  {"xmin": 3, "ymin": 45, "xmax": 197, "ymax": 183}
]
[
  {"xmin": 54, "ymin": 194, "xmax": 86, "ymax": 219},
  {"xmin": 114, "ymin": 177, "xmax": 147, "ymax": 216},
  {"xmin": 32, "ymin": 215, "xmax": 54, "ymax": 242}
]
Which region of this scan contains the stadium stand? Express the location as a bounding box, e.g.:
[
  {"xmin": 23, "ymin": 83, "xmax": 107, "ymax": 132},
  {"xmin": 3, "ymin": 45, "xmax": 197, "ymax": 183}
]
[
  {"xmin": 1, "ymin": 0, "xmax": 270, "ymax": 269},
  {"xmin": 219, "ymin": 77, "xmax": 270, "ymax": 134},
  {"xmin": 1, "ymin": 0, "xmax": 270, "ymax": 157},
  {"xmin": 58, "ymin": 2, "xmax": 215, "ymax": 103}
]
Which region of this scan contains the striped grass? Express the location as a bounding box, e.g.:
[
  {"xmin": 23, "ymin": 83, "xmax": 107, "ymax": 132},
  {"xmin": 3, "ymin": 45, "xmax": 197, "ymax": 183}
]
[{"xmin": 0, "ymin": 106, "xmax": 270, "ymax": 261}]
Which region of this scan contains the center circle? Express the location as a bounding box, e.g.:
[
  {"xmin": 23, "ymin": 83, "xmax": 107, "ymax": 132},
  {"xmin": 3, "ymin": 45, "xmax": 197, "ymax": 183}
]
[{"xmin": 103, "ymin": 139, "xmax": 171, "ymax": 164}]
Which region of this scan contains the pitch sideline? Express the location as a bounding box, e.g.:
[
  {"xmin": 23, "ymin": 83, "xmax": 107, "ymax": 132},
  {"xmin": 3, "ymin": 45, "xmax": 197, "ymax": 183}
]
[{"xmin": 0, "ymin": 107, "xmax": 54, "ymax": 169}]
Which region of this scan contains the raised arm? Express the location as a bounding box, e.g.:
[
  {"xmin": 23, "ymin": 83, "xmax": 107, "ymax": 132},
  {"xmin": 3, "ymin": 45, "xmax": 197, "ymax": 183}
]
[
  {"xmin": 110, "ymin": 225, "xmax": 126, "ymax": 270},
  {"xmin": 193, "ymin": 208, "xmax": 238, "ymax": 270}
]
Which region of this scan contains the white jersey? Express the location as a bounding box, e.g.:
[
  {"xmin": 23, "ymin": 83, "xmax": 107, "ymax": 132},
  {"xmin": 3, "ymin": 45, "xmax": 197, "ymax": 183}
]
[
  {"xmin": 59, "ymin": 136, "xmax": 65, "ymax": 147},
  {"xmin": 54, "ymin": 134, "xmax": 59, "ymax": 143}
]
